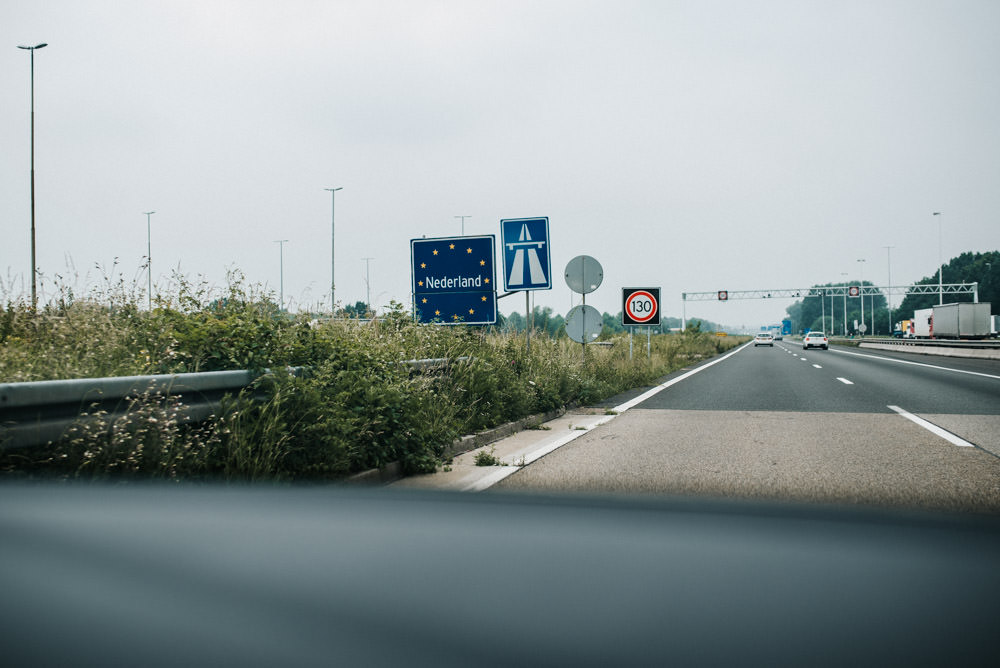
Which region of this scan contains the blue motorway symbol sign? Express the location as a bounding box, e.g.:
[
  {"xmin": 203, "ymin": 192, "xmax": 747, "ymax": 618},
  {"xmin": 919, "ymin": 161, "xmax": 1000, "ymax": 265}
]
[
  {"xmin": 411, "ymin": 235, "xmax": 496, "ymax": 325},
  {"xmin": 501, "ymin": 217, "xmax": 551, "ymax": 291}
]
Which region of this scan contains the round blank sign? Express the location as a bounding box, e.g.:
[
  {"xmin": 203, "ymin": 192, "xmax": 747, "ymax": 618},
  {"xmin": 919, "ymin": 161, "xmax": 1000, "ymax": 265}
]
[
  {"xmin": 565, "ymin": 304, "xmax": 603, "ymax": 344},
  {"xmin": 564, "ymin": 255, "xmax": 603, "ymax": 295}
]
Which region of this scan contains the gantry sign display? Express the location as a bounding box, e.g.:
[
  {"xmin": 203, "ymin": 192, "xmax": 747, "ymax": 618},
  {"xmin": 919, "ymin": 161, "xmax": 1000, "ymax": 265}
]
[{"xmin": 683, "ymin": 283, "xmax": 981, "ymax": 302}]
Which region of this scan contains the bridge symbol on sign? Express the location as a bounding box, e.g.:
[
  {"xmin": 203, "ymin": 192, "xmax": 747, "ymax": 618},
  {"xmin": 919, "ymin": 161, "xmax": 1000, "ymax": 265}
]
[{"xmin": 501, "ymin": 217, "xmax": 552, "ymax": 291}]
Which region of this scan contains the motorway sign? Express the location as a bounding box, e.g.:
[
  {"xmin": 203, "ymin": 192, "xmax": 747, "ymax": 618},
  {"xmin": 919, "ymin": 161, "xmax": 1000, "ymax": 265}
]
[
  {"xmin": 718, "ymin": 290, "xmax": 728, "ymax": 301},
  {"xmin": 501, "ymin": 217, "xmax": 551, "ymax": 291},
  {"xmin": 622, "ymin": 287, "xmax": 660, "ymax": 326},
  {"xmin": 411, "ymin": 235, "xmax": 496, "ymax": 325}
]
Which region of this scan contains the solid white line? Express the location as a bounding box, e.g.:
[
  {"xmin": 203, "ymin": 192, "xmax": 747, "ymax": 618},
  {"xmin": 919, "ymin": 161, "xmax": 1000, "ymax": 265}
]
[
  {"xmin": 468, "ymin": 343, "xmax": 753, "ymax": 492},
  {"xmin": 833, "ymin": 348, "xmax": 1000, "ymax": 381},
  {"xmin": 837, "ymin": 377, "xmax": 854, "ymax": 385},
  {"xmin": 612, "ymin": 342, "xmax": 749, "ymax": 413},
  {"xmin": 887, "ymin": 405, "xmax": 975, "ymax": 447}
]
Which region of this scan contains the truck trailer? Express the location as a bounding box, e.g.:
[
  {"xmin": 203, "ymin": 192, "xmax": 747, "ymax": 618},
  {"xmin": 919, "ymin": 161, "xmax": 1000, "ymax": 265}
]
[{"xmin": 923, "ymin": 302, "xmax": 993, "ymax": 339}]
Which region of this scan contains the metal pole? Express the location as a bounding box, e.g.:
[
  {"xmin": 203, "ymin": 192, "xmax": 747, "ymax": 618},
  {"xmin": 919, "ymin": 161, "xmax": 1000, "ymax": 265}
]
[
  {"xmin": 362, "ymin": 257, "xmax": 374, "ymax": 316},
  {"xmin": 647, "ymin": 326, "xmax": 651, "ymax": 359},
  {"xmin": 841, "ymin": 273, "xmax": 848, "ymax": 335},
  {"xmin": 933, "ymin": 212, "xmax": 942, "ymax": 305},
  {"xmin": 681, "ymin": 293, "xmax": 686, "ymax": 331},
  {"xmin": 325, "ymin": 187, "xmax": 342, "ymax": 313},
  {"xmin": 884, "ymin": 245, "xmax": 894, "ymax": 333},
  {"xmin": 144, "ymin": 211, "xmax": 155, "ymax": 310},
  {"xmin": 525, "ymin": 291, "xmax": 530, "ymax": 353},
  {"xmin": 455, "ymin": 215, "xmax": 470, "ymax": 236},
  {"xmin": 629, "ymin": 327, "xmax": 633, "ymax": 360},
  {"xmin": 18, "ymin": 43, "xmax": 47, "ymax": 309},
  {"xmin": 858, "ymin": 259, "xmax": 865, "ymax": 336},
  {"xmin": 275, "ymin": 240, "xmax": 288, "ymax": 311}
]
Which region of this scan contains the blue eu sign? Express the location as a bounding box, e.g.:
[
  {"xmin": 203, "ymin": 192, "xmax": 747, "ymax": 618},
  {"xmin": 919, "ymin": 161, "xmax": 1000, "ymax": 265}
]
[
  {"xmin": 411, "ymin": 235, "xmax": 496, "ymax": 325},
  {"xmin": 501, "ymin": 217, "xmax": 551, "ymax": 291}
]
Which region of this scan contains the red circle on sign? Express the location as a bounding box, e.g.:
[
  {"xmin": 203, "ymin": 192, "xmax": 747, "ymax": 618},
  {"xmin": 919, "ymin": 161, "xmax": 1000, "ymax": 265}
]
[
  {"xmin": 625, "ymin": 290, "xmax": 657, "ymax": 323},
  {"xmin": 718, "ymin": 291, "xmax": 728, "ymax": 301},
  {"xmin": 849, "ymin": 286, "xmax": 860, "ymax": 297}
]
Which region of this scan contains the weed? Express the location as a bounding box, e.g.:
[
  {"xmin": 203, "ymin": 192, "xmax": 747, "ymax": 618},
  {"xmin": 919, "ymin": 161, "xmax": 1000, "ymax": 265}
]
[{"xmin": 474, "ymin": 445, "xmax": 503, "ymax": 467}]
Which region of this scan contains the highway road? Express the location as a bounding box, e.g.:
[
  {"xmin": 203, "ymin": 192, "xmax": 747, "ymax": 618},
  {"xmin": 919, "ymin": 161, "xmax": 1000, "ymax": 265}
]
[{"xmin": 495, "ymin": 342, "xmax": 1000, "ymax": 512}]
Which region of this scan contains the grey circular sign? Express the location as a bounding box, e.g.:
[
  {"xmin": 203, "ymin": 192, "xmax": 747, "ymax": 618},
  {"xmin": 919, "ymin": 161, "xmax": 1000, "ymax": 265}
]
[
  {"xmin": 565, "ymin": 304, "xmax": 603, "ymax": 344},
  {"xmin": 564, "ymin": 255, "xmax": 603, "ymax": 295},
  {"xmin": 858, "ymin": 323, "xmax": 868, "ymax": 333}
]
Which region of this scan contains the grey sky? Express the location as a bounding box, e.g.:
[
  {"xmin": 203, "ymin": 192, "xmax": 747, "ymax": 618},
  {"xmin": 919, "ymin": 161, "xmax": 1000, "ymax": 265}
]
[{"xmin": 4, "ymin": 0, "xmax": 999, "ymax": 329}]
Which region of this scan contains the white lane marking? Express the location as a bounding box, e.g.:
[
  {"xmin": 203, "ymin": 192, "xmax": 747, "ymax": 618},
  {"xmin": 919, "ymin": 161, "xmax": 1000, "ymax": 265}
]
[
  {"xmin": 833, "ymin": 348, "xmax": 1000, "ymax": 381},
  {"xmin": 812, "ymin": 364, "xmax": 822, "ymax": 369},
  {"xmin": 887, "ymin": 405, "xmax": 975, "ymax": 448},
  {"xmin": 837, "ymin": 377, "xmax": 854, "ymax": 384},
  {"xmin": 611, "ymin": 342, "xmax": 749, "ymax": 413},
  {"xmin": 468, "ymin": 343, "xmax": 753, "ymax": 491},
  {"xmin": 799, "ymin": 357, "xmax": 807, "ymax": 362}
]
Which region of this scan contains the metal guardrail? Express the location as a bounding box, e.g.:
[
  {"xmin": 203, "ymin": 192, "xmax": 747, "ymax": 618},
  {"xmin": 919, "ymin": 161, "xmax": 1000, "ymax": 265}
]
[
  {"xmin": 844, "ymin": 337, "xmax": 1000, "ymax": 350},
  {"xmin": 1, "ymin": 358, "xmax": 462, "ymax": 451}
]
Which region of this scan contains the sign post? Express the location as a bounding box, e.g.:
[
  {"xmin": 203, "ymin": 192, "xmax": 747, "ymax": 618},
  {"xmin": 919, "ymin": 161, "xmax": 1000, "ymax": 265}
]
[
  {"xmin": 622, "ymin": 288, "xmax": 660, "ymax": 359},
  {"xmin": 410, "ymin": 235, "xmax": 496, "ymax": 325}
]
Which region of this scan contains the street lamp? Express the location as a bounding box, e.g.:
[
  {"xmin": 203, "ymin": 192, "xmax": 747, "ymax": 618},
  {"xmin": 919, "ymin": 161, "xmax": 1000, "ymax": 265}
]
[
  {"xmin": 933, "ymin": 212, "xmax": 942, "ymax": 304},
  {"xmin": 144, "ymin": 211, "xmax": 155, "ymax": 309},
  {"xmin": 455, "ymin": 215, "xmax": 470, "ymax": 236},
  {"xmin": 18, "ymin": 42, "xmax": 47, "ymax": 309},
  {"xmin": 324, "ymin": 187, "xmax": 343, "ymax": 314},
  {"xmin": 362, "ymin": 257, "xmax": 374, "ymax": 317},
  {"xmin": 275, "ymin": 240, "xmax": 289, "ymax": 311},
  {"xmin": 857, "ymin": 259, "xmax": 866, "ymax": 336},
  {"xmin": 841, "ymin": 273, "xmax": 848, "ymax": 336},
  {"xmin": 883, "ymin": 245, "xmax": 895, "ymax": 335}
]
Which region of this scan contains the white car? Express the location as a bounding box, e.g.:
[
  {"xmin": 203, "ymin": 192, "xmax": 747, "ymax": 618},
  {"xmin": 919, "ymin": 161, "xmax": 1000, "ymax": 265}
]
[
  {"xmin": 802, "ymin": 331, "xmax": 829, "ymax": 350},
  {"xmin": 754, "ymin": 333, "xmax": 774, "ymax": 347}
]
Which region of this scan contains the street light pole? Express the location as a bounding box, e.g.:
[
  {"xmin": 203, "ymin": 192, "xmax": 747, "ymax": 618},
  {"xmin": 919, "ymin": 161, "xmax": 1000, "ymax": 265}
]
[
  {"xmin": 883, "ymin": 245, "xmax": 895, "ymax": 335},
  {"xmin": 857, "ymin": 259, "xmax": 866, "ymax": 336},
  {"xmin": 18, "ymin": 42, "xmax": 47, "ymax": 310},
  {"xmin": 455, "ymin": 215, "xmax": 470, "ymax": 236},
  {"xmin": 275, "ymin": 240, "xmax": 289, "ymax": 311},
  {"xmin": 324, "ymin": 187, "xmax": 343, "ymax": 314},
  {"xmin": 841, "ymin": 273, "xmax": 848, "ymax": 336},
  {"xmin": 144, "ymin": 211, "xmax": 155, "ymax": 310},
  {"xmin": 933, "ymin": 212, "xmax": 942, "ymax": 305},
  {"xmin": 362, "ymin": 257, "xmax": 374, "ymax": 317}
]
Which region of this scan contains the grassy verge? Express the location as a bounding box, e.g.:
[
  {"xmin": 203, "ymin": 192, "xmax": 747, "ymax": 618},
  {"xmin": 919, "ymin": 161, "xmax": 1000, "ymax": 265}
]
[{"xmin": 1, "ymin": 278, "xmax": 743, "ymax": 482}]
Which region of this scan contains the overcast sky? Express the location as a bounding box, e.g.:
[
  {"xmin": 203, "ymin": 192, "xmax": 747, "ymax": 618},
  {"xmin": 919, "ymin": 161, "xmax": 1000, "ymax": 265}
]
[{"xmin": 4, "ymin": 0, "xmax": 999, "ymax": 329}]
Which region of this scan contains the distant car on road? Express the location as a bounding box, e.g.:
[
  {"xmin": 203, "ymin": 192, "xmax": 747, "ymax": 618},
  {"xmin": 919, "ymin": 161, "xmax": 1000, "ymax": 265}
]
[
  {"xmin": 754, "ymin": 333, "xmax": 774, "ymax": 347},
  {"xmin": 803, "ymin": 331, "xmax": 829, "ymax": 350}
]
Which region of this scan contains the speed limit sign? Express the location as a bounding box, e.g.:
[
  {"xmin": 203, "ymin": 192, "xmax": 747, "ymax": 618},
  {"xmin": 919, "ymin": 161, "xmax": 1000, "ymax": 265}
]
[
  {"xmin": 622, "ymin": 287, "xmax": 660, "ymax": 326},
  {"xmin": 849, "ymin": 286, "xmax": 860, "ymax": 297}
]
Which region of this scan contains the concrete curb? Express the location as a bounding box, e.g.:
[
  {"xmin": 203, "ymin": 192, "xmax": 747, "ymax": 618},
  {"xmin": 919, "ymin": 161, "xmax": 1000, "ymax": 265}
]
[{"xmin": 346, "ymin": 407, "xmax": 568, "ymax": 486}]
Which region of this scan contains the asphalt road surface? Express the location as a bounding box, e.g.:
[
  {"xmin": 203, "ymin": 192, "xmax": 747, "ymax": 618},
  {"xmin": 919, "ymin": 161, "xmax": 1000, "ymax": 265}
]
[{"xmin": 496, "ymin": 342, "xmax": 1000, "ymax": 512}]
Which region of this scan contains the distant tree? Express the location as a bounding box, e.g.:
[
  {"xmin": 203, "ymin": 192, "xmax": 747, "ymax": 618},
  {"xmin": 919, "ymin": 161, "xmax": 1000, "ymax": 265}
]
[{"xmin": 896, "ymin": 251, "xmax": 998, "ymax": 316}]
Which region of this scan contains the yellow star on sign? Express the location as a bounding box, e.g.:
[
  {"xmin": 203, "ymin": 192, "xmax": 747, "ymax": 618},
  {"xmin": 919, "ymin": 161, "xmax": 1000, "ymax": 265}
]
[
  {"xmin": 466, "ymin": 248, "xmax": 472, "ymax": 253},
  {"xmin": 418, "ymin": 280, "xmax": 424, "ymax": 287},
  {"xmin": 469, "ymin": 309, "xmax": 475, "ymax": 315},
  {"xmin": 433, "ymin": 249, "xmax": 438, "ymax": 255},
  {"xmin": 420, "ymin": 263, "xmax": 426, "ymax": 268},
  {"xmin": 422, "ymin": 298, "xmax": 427, "ymax": 303},
  {"xmin": 484, "ymin": 278, "xmax": 490, "ymax": 284},
  {"xmin": 435, "ymin": 310, "xmax": 440, "ymax": 316},
  {"xmin": 479, "ymin": 260, "xmax": 485, "ymax": 266},
  {"xmin": 449, "ymin": 243, "xmax": 455, "ymax": 250},
  {"xmin": 481, "ymin": 296, "xmax": 487, "ymax": 301}
]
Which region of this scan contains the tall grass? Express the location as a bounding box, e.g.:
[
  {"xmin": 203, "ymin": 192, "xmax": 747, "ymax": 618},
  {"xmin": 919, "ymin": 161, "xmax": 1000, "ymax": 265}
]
[{"xmin": 0, "ymin": 274, "xmax": 743, "ymax": 481}]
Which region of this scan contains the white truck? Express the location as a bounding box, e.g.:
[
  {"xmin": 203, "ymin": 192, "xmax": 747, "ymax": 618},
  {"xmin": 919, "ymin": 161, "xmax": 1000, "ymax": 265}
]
[
  {"xmin": 925, "ymin": 302, "xmax": 993, "ymax": 339},
  {"xmin": 912, "ymin": 308, "xmax": 933, "ymax": 338}
]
